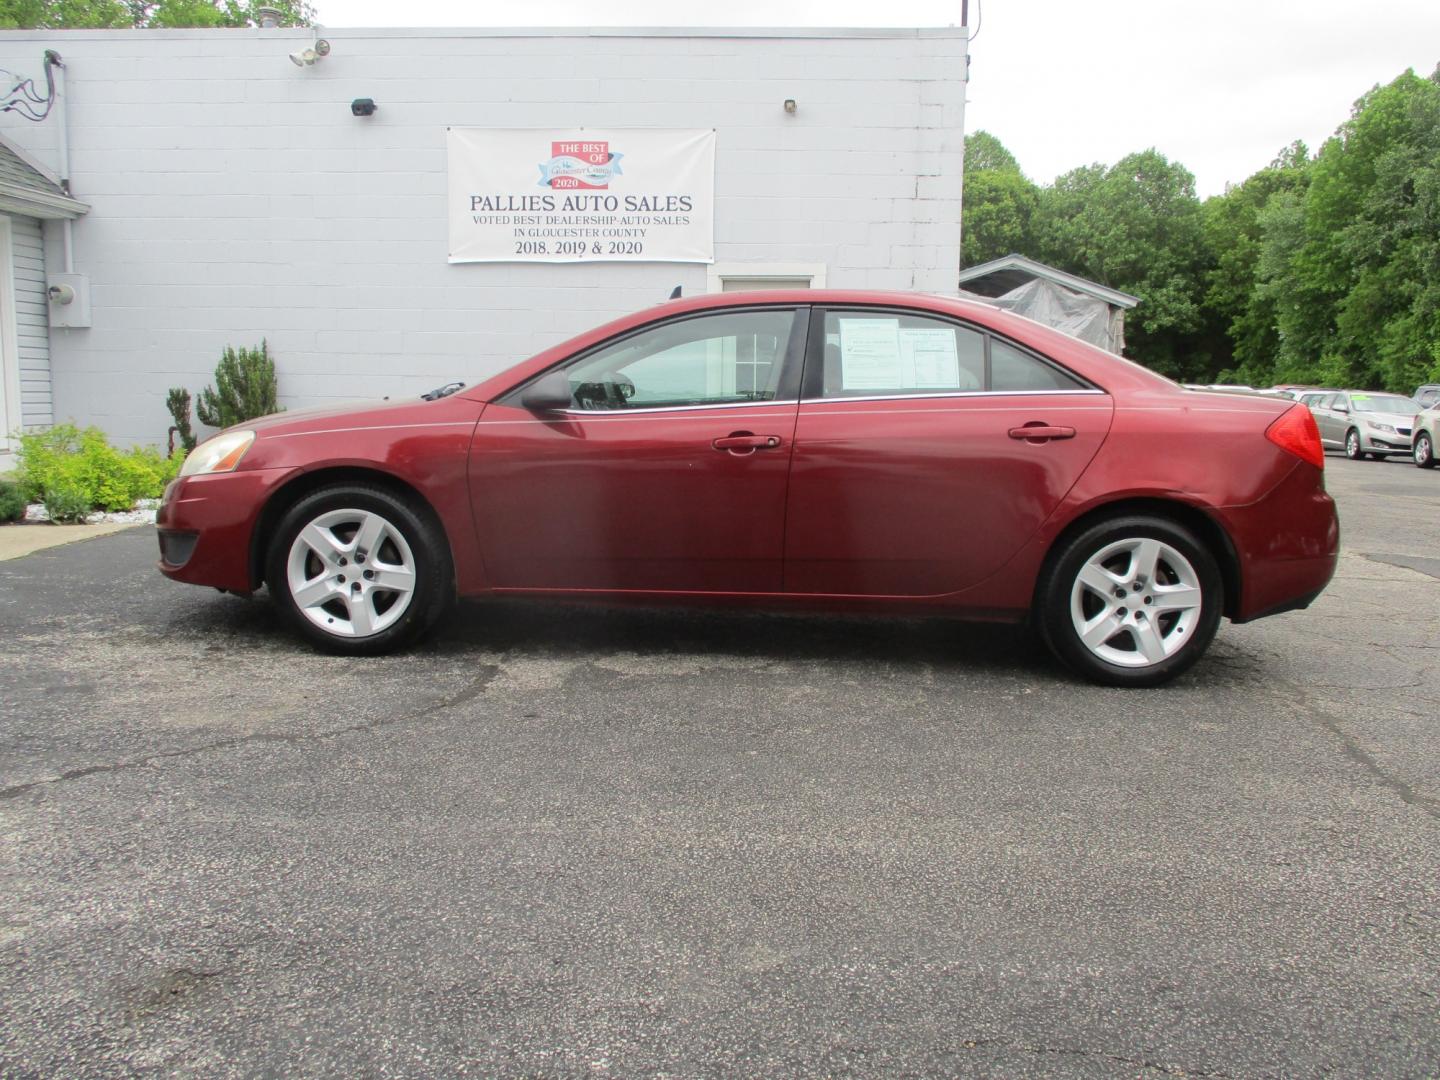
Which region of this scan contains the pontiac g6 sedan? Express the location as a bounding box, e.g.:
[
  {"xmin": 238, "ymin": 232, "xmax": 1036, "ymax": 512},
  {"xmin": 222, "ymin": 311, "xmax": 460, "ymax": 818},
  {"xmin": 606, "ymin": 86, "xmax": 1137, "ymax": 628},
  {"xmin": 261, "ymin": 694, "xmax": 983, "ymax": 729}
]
[{"xmin": 157, "ymin": 291, "xmax": 1339, "ymax": 687}]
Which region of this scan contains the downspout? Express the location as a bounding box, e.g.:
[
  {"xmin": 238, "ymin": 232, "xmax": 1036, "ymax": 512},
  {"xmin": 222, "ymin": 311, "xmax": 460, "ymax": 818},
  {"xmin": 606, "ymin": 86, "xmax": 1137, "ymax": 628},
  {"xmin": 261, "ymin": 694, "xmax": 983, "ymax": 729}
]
[{"xmin": 44, "ymin": 49, "xmax": 73, "ymax": 273}]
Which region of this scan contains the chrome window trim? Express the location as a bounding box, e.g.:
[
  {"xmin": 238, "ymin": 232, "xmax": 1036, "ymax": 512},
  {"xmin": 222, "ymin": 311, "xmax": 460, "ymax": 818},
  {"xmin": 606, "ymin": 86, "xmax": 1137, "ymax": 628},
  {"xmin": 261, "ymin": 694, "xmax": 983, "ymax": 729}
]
[
  {"xmin": 799, "ymin": 389, "xmax": 1108, "ymax": 405},
  {"xmin": 555, "ymin": 398, "xmax": 801, "ymax": 416}
]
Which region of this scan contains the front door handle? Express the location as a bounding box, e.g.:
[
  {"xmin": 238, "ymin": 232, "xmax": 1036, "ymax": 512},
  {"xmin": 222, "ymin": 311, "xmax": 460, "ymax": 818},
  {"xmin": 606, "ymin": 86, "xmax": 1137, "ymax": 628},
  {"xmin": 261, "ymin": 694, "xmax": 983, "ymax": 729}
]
[
  {"xmin": 712, "ymin": 432, "xmax": 783, "ymax": 454},
  {"xmin": 1008, "ymin": 424, "xmax": 1077, "ymax": 442}
]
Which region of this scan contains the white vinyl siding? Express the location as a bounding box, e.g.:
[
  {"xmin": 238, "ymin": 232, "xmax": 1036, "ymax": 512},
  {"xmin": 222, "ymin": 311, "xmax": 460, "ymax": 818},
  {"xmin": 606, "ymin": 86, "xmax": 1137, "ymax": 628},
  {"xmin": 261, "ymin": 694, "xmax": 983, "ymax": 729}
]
[{"xmin": 10, "ymin": 215, "xmax": 51, "ymax": 429}]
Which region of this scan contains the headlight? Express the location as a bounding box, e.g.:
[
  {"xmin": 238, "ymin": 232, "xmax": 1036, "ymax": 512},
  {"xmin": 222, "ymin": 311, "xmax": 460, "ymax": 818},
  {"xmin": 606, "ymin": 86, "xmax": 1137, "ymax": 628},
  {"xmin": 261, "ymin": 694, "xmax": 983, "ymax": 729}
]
[
  {"xmin": 1368, "ymin": 421, "xmax": 1397, "ymax": 434},
  {"xmin": 180, "ymin": 430, "xmax": 255, "ymax": 476}
]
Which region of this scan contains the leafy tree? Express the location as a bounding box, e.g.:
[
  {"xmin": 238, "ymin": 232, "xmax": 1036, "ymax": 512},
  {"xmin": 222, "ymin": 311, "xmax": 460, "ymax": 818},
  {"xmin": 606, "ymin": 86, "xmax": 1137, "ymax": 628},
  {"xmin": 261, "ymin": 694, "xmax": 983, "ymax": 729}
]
[
  {"xmin": 965, "ymin": 130, "xmax": 1022, "ymax": 175},
  {"xmin": 1033, "ymin": 150, "xmax": 1207, "ymax": 378},
  {"xmin": 0, "ymin": 0, "xmax": 311, "ymax": 27},
  {"xmin": 961, "ymin": 132, "xmax": 1040, "ymax": 268},
  {"xmin": 1202, "ymin": 142, "xmax": 1311, "ymax": 384},
  {"xmin": 1242, "ymin": 67, "xmax": 1440, "ymax": 392}
]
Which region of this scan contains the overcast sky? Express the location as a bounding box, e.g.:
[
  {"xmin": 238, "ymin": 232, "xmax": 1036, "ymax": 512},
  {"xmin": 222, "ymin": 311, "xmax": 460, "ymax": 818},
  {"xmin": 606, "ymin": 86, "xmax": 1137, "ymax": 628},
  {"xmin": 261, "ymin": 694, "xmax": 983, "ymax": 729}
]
[{"xmin": 314, "ymin": 0, "xmax": 1440, "ymax": 198}]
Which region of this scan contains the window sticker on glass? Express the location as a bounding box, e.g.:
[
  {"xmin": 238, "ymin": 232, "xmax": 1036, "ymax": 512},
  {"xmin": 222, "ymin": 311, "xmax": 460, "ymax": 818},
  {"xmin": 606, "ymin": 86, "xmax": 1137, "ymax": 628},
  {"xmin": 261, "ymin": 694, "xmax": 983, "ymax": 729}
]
[
  {"xmin": 838, "ymin": 318, "xmax": 904, "ymax": 389},
  {"xmin": 898, "ymin": 328, "xmax": 965, "ymax": 389}
]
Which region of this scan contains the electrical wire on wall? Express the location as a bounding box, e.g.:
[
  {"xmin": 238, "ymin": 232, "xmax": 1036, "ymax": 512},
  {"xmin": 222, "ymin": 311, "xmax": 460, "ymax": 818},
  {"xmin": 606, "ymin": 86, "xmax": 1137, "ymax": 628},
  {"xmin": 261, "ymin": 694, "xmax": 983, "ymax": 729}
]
[{"xmin": 1, "ymin": 51, "xmax": 61, "ymax": 123}]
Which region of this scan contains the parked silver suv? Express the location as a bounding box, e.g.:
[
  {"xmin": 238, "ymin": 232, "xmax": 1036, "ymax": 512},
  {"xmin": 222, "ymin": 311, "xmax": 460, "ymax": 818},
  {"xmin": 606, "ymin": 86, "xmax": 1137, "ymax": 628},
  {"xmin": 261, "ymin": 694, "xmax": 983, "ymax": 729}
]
[{"xmin": 1308, "ymin": 390, "xmax": 1419, "ymax": 460}]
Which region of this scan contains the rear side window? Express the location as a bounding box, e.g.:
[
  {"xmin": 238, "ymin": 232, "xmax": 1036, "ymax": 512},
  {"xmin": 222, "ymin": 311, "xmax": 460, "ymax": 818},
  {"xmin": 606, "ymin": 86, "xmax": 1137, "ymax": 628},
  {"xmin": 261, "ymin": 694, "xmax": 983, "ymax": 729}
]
[
  {"xmin": 990, "ymin": 338, "xmax": 1086, "ymax": 392},
  {"xmin": 821, "ymin": 311, "xmax": 985, "ymax": 397},
  {"xmin": 815, "ymin": 310, "xmax": 1086, "ymax": 398}
]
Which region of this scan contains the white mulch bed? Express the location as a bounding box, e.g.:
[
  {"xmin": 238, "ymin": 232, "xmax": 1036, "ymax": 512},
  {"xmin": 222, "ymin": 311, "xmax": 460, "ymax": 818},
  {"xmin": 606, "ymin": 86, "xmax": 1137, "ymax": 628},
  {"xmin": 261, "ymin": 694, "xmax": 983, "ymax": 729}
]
[{"xmin": 23, "ymin": 498, "xmax": 159, "ymax": 526}]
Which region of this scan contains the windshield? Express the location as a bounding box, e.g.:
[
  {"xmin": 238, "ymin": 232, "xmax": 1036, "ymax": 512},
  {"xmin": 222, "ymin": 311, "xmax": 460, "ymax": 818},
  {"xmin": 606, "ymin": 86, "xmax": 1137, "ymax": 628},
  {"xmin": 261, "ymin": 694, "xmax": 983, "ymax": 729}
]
[{"xmin": 1350, "ymin": 394, "xmax": 1415, "ymax": 414}]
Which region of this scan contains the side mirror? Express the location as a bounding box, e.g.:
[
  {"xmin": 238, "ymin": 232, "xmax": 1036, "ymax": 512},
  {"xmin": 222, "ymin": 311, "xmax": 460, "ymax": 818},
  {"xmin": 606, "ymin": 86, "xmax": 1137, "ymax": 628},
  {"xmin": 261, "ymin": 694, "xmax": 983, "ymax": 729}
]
[
  {"xmin": 1334, "ymin": 404, "xmax": 1349, "ymax": 414},
  {"xmin": 520, "ymin": 371, "xmax": 573, "ymax": 412}
]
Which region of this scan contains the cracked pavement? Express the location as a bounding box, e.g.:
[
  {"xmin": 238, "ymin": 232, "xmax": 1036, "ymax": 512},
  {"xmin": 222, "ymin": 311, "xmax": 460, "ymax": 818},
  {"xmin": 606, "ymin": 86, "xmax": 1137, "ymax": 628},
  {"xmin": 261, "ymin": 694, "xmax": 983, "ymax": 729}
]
[{"xmin": 1, "ymin": 455, "xmax": 1437, "ymax": 1077}]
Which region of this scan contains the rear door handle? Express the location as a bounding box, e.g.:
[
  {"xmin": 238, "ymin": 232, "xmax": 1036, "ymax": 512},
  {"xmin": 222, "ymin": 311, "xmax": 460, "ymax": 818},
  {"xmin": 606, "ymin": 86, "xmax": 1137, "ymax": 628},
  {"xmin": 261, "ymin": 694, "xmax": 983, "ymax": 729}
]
[
  {"xmin": 712, "ymin": 432, "xmax": 783, "ymax": 454},
  {"xmin": 1008, "ymin": 424, "xmax": 1076, "ymax": 442}
]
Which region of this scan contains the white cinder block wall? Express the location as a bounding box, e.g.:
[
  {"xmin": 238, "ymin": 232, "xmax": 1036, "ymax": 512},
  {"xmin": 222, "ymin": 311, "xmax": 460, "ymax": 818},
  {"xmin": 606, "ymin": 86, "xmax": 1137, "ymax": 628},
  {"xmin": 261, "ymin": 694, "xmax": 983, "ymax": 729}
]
[{"xmin": 0, "ymin": 26, "xmax": 966, "ymax": 446}]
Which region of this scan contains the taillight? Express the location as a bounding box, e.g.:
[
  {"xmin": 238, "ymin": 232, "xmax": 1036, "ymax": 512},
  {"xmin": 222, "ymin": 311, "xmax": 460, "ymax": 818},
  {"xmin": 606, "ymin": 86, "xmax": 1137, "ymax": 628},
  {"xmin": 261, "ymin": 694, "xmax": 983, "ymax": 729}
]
[{"xmin": 1266, "ymin": 404, "xmax": 1325, "ymax": 469}]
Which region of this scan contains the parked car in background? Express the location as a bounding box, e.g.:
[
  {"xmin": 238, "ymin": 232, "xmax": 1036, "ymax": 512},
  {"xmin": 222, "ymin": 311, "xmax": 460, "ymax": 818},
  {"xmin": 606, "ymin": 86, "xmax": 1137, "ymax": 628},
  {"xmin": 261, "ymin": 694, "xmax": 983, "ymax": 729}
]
[
  {"xmin": 155, "ymin": 290, "xmax": 1339, "ymax": 687},
  {"xmin": 1298, "ymin": 389, "xmax": 1341, "ymax": 409},
  {"xmin": 1412, "ymin": 400, "xmax": 1440, "ymax": 468},
  {"xmin": 1311, "ymin": 390, "xmax": 1420, "ymax": 460},
  {"xmin": 1413, "ymin": 384, "xmax": 1440, "ymax": 409}
]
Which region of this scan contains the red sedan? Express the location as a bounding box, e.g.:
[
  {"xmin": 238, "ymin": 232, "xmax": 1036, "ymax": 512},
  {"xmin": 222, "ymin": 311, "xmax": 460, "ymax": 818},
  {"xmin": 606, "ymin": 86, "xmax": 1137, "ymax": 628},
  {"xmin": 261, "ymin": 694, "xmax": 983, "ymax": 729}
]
[{"xmin": 157, "ymin": 291, "xmax": 1338, "ymax": 686}]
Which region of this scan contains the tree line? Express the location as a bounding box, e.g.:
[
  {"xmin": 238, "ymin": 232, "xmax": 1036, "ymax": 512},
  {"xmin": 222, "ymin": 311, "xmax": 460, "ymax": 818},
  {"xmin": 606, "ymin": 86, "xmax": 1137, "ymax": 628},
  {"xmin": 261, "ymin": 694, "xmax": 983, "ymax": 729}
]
[
  {"xmin": 964, "ymin": 64, "xmax": 1440, "ymax": 393},
  {"xmin": 0, "ymin": 0, "xmax": 310, "ymax": 28}
]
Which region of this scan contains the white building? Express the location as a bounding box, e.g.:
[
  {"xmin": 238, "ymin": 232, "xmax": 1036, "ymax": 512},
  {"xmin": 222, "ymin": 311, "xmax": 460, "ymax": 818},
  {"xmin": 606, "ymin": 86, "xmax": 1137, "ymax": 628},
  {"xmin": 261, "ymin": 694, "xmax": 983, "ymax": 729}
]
[{"xmin": 0, "ymin": 24, "xmax": 967, "ymax": 455}]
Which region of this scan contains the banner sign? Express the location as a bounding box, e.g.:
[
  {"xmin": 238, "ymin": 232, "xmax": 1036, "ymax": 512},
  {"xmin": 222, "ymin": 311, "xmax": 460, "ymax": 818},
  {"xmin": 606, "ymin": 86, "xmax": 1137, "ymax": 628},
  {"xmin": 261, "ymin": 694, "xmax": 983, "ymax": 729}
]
[{"xmin": 448, "ymin": 128, "xmax": 715, "ymax": 264}]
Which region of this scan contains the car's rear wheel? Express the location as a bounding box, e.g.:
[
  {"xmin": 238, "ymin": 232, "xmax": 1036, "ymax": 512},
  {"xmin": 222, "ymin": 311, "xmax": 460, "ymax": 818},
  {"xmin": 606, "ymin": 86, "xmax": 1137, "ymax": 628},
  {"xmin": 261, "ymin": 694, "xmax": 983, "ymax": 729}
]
[
  {"xmin": 266, "ymin": 484, "xmax": 452, "ymax": 654},
  {"xmin": 1036, "ymin": 515, "xmax": 1223, "ymax": 688},
  {"xmin": 1415, "ymin": 432, "xmax": 1436, "ymax": 469},
  {"xmin": 1345, "ymin": 429, "xmax": 1363, "ymax": 460}
]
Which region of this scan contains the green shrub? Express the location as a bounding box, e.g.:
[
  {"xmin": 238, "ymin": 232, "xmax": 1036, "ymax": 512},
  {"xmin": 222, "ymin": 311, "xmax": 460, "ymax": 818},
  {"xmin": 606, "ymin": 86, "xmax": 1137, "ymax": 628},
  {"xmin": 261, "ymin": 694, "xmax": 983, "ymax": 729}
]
[
  {"xmin": 166, "ymin": 387, "xmax": 197, "ymax": 452},
  {"xmin": 0, "ymin": 478, "xmax": 24, "ymax": 523},
  {"xmin": 16, "ymin": 424, "xmax": 181, "ymax": 514},
  {"xmin": 196, "ymin": 341, "xmax": 281, "ymax": 428},
  {"xmin": 43, "ymin": 482, "xmax": 90, "ymax": 524}
]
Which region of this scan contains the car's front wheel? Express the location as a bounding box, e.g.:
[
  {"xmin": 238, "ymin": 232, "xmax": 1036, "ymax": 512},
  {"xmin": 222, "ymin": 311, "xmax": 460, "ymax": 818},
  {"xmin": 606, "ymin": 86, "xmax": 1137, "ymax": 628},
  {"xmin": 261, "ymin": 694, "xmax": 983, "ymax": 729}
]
[
  {"xmin": 1345, "ymin": 429, "xmax": 1364, "ymax": 460},
  {"xmin": 1036, "ymin": 515, "xmax": 1223, "ymax": 688},
  {"xmin": 1415, "ymin": 432, "xmax": 1436, "ymax": 469},
  {"xmin": 266, "ymin": 483, "xmax": 453, "ymax": 654}
]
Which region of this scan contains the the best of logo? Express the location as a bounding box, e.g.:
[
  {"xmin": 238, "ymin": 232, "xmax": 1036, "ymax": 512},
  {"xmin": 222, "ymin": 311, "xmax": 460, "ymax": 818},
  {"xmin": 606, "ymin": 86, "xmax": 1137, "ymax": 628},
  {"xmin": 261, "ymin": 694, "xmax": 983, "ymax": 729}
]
[{"xmin": 538, "ymin": 141, "xmax": 624, "ymax": 190}]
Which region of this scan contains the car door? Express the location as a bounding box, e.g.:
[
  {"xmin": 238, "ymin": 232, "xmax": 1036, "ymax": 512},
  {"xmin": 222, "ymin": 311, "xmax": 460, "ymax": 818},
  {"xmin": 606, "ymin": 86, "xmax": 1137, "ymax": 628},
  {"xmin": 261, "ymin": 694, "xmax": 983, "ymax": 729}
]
[
  {"xmin": 1312, "ymin": 394, "xmax": 1341, "ymax": 446},
  {"xmin": 782, "ymin": 307, "xmax": 1114, "ymax": 597},
  {"xmin": 1323, "ymin": 393, "xmax": 1353, "ymax": 446},
  {"xmin": 468, "ymin": 306, "xmax": 806, "ymax": 592}
]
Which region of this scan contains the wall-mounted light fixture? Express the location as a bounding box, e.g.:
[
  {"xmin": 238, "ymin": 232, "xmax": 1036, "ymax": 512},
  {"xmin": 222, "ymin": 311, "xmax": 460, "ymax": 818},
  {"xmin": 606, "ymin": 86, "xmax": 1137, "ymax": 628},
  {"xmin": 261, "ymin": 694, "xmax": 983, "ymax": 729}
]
[
  {"xmin": 783, "ymin": 98, "xmax": 797, "ymax": 115},
  {"xmin": 289, "ymin": 26, "xmax": 331, "ymax": 67},
  {"xmin": 351, "ymin": 98, "xmax": 377, "ymax": 117}
]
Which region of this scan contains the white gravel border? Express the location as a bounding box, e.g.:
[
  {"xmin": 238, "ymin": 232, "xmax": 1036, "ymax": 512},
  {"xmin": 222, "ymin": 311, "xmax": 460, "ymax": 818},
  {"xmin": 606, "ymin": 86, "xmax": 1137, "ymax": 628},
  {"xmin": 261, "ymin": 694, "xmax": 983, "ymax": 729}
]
[{"xmin": 23, "ymin": 498, "xmax": 159, "ymax": 526}]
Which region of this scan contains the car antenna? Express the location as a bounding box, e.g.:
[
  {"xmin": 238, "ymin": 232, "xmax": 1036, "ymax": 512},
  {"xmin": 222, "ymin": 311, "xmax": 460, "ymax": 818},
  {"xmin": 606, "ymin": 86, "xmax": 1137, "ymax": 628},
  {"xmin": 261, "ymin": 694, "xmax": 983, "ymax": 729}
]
[{"xmin": 668, "ymin": 285, "xmax": 682, "ymax": 300}]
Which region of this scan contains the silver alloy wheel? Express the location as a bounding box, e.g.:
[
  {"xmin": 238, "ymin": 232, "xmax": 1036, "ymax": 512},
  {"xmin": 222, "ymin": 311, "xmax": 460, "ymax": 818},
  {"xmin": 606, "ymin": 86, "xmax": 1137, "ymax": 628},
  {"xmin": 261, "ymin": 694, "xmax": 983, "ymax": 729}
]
[
  {"xmin": 1069, "ymin": 537, "xmax": 1203, "ymax": 669},
  {"xmin": 1346, "ymin": 430, "xmax": 1361, "ymax": 458},
  {"xmin": 1416, "ymin": 434, "xmax": 1432, "ymax": 466},
  {"xmin": 285, "ymin": 507, "xmax": 417, "ymax": 638}
]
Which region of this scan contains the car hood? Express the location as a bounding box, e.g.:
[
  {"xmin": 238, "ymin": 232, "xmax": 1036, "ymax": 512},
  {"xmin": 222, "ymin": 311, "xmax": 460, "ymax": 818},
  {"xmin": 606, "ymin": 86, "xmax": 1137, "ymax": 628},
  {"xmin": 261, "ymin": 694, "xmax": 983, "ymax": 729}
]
[{"xmin": 233, "ymin": 396, "xmax": 483, "ymax": 438}]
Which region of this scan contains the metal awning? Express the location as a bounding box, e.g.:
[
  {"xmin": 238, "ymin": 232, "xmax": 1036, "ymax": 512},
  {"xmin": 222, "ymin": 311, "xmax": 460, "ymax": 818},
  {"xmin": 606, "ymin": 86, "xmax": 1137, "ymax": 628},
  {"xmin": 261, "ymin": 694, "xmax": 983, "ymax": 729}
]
[{"xmin": 957, "ymin": 253, "xmax": 1139, "ymax": 310}]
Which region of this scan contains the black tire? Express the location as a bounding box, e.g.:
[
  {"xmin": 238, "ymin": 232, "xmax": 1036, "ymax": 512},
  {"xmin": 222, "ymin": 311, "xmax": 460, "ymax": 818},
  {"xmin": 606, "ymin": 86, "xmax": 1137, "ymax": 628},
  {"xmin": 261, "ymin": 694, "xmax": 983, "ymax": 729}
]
[
  {"xmin": 1415, "ymin": 432, "xmax": 1436, "ymax": 469},
  {"xmin": 1344, "ymin": 429, "xmax": 1364, "ymax": 460},
  {"xmin": 265, "ymin": 483, "xmax": 453, "ymax": 654},
  {"xmin": 1035, "ymin": 515, "xmax": 1224, "ymax": 688}
]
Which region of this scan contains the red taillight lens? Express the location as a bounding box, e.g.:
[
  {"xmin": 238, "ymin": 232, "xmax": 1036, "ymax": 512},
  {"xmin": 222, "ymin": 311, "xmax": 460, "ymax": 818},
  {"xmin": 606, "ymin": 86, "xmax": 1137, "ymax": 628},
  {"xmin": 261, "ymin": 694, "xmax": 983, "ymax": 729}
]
[{"xmin": 1266, "ymin": 404, "xmax": 1325, "ymax": 469}]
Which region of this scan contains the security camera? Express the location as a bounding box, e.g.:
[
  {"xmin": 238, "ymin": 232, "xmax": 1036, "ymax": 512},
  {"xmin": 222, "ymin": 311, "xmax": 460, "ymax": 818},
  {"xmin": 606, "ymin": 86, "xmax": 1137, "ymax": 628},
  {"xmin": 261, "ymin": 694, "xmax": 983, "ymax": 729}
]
[{"xmin": 351, "ymin": 98, "xmax": 377, "ymax": 117}]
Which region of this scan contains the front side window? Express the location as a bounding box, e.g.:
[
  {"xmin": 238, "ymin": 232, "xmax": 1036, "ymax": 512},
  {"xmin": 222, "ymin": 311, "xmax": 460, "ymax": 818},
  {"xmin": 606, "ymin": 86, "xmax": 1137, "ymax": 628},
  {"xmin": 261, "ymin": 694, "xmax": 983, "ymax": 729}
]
[{"xmin": 562, "ymin": 309, "xmax": 796, "ymax": 410}]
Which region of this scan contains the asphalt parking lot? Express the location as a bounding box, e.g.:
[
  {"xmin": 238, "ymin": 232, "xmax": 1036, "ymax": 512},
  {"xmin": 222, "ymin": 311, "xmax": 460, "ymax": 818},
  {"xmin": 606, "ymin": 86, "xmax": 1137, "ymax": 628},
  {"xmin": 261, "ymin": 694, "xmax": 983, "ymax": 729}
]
[{"xmin": 2, "ymin": 454, "xmax": 1438, "ymax": 1078}]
